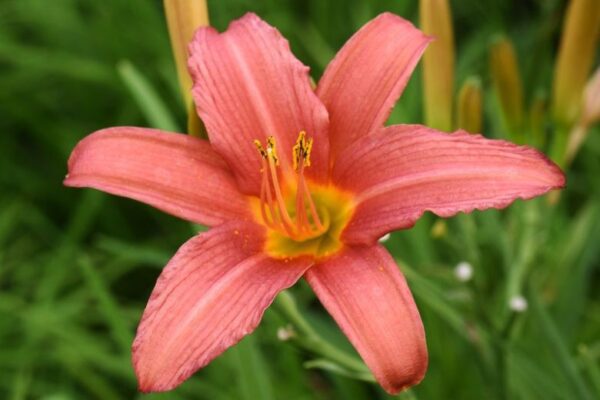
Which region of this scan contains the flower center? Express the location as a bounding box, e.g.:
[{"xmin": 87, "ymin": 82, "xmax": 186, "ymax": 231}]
[{"xmin": 252, "ymin": 132, "xmax": 354, "ymax": 260}]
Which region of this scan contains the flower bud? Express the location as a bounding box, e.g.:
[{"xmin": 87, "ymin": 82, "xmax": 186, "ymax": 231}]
[
  {"xmin": 490, "ymin": 37, "xmax": 524, "ymax": 142},
  {"xmin": 564, "ymin": 67, "xmax": 600, "ymax": 165},
  {"xmin": 456, "ymin": 77, "xmax": 482, "ymax": 134},
  {"xmin": 454, "ymin": 261, "xmax": 473, "ymax": 282},
  {"xmin": 509, "ymin": 295, "xmax": 528, "ymax": 313},
  {"xmin": 277, "ymin": 325, "xmax": 295, "ymax": 341},
  {"xmin": 581, "ymin": 67, "xmax": 600, "ymax": 127},
  {"xmin": 164, "ymin": 0, "xmax": 209, "ymax": 136},
  {"xmin": 420, "ymin": 0, "xmax": 455, "ymax": 132},
  {"xmin": 551, "ymin": 0, "xmax": 600, "ymax": 128},
  {"xmin": 430, "ymin": 219, "xmax": 448, "ymax": 238}
]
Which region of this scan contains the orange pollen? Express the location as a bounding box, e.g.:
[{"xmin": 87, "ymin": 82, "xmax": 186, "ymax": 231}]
[{"xmin": 253, "ymin": 132, "xmax": 324, "ymax": 241}]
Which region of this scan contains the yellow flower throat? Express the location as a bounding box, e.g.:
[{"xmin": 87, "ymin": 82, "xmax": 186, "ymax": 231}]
[{"xmin": 252, "ymin": 132, "xmax": 354, "ymax": 260}]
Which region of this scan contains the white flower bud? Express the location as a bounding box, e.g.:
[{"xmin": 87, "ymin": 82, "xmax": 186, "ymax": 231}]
[
  {"xmin": 454, "ymin": 261, "xmax": 473, "ymax": 282},
  {"xmin": 277, "ymin": 325, "xmax": 294, "ymax": 341},
  {"xmin": 509, "ymin": 295, "xmax": 528, "ymax": 312}
]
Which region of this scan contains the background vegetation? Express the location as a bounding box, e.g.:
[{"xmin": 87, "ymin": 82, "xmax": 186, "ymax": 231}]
[{"xmin": 1, "ymin": 0, "xmax": 598, "ymax": 399}]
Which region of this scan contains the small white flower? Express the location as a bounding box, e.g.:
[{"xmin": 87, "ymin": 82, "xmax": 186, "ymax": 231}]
[
  {"xmin": 509, "ymin": 295, "xmax": 528, "ymax": 312},
  {"xmin": 277, "ymin": 325, "xmax": 294, "ymax": 341},
  {"xmin": 378, "ymin": 233, "xmax": 391, "ymax": 243},
  {"xmin": 454, "ymin": 261, "xmax": 473, "ymax": 282}
]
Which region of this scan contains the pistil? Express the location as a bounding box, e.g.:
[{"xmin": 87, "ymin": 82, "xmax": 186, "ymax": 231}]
[{"xmin": 259, "ymin": 157, "xmax": 279, "ymax": 229}]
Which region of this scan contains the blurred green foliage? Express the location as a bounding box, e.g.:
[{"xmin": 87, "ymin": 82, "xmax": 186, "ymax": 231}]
[{"xmin": 0, "ymin": 0, "xmax": 599, "ymax": 399}]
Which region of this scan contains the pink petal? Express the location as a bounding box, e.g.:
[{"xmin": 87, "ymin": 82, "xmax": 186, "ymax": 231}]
[
  {"xmin": 334, "ymin": 125, "xmax": 566, "ymax": 244},
  {"xmin": 305, "ymin": 245, "xmax": 427, "ymax": 394},
  {"xmin": 188, "ymin": 13, "xmax": 329, "ymax": 194},
  {"xmin": 316, "ymin": 13, "xmax": 431, "ymax": 160},
  {"xmin": 133, "ymin": 221, "xmax": 312, "ymax": 392},
  {"xmin": 64, "ymin": 127, "xmax": 250, "ymax": 226}
]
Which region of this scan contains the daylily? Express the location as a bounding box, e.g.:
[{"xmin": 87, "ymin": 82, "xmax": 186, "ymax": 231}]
[{"xmin": 64, "ymin": 13, "xmax": 565, "ymax": 394}]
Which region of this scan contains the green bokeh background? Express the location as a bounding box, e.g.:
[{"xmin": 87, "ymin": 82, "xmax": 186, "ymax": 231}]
[{"xmin": 1, "ymin": 0, "xmax": 599, "ymax": 399}]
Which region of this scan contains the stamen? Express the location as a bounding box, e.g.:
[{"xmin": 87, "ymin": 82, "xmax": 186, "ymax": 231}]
[
  {"xmin": 259, "ymin": 164, "xmax": 271, "ymax": 226},
  {"xmin": 302, "ymin": 176, "xmax": 324, "ymax": 231},
  {"xmin": 259, "ymin": 159, "xmax": 278, "ymax": 229},
  {"xmin": 266, "ymin": 143, "xmax": 296, "ymax": 234},
  {"xmin": 266, "ymin": 136, "xmax": 279, "ymax": 165},
  {"xmin": 262, "ymin": 158, "xmax": 281, "ymax": 228},
  {"xmin": 255, "ymin": 141, "xmax": 285, "ymax": 232},
  {"xmin": 253, "ymin": 140, "xmax": 268, "ymax": 158},
  {"xmin": 295, "ymin": 157, "xmax": 308, "ymax": 231},
  {"xmin": 292, "ymin": 132, "xmax": 323, "ymax": 231},
  {"xmin": 292, "ymin": 131, "xmax": 312, "ymax": 170},
  {"xmin": 253, "ymin": 132, "xmax": 325, "ymax": 240},
  {"xmin": 254, "ymin": 136, "xmax": 295, "ymax": 236}
]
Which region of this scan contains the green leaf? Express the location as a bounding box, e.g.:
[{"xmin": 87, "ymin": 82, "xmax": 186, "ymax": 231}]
[
  {"xmin": 117, "ymin": 60, "xmax": 179, "ymax": 132},
  {"xmin": 230, "ymin": 335, "xmax": 275, "ymax": 400},
  {"xmin": 530, "ymin": 294, "xmax": 593, "ymax": 400}
]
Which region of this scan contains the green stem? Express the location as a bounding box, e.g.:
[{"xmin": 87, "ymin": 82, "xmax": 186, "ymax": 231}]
[
  {"xmin": 457, "ymin": 213, "xmax": 480, "ymax": 266},
  {"xmin": 495, "ymin": 310, "xmax": 522, "ymax": 400},
  {"xmin": 495, "ymin": 339, "xmax": 509, "ymax": 400},
  {"xmin": 549, "ymin": 124, "xmax": 570, "ymax": 168},
  {"xmin": 506, "ymin": 201, "xmax": 540, "ymax": 315},
  {"xmin": 399, "ymin": 388, "xmax": 419, "ymax": 400},
  {"xmin": 273, "ymin": 291, "xmax": 370, "ymax": 374}
]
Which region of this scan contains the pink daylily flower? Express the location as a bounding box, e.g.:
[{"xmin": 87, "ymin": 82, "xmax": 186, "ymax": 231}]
[{"xmin": 64, "ymin": 13, "xmax": 565, "ymax": 394}]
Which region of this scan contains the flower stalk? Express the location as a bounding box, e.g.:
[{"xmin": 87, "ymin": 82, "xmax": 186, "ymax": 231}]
[{"xmin": 529, "ymin": 91, "xmax": 547, "ymax": 149}]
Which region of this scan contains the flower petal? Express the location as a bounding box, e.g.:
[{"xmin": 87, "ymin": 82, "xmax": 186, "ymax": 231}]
[
  {"xmin": 133, "ymin": 221, "xmax": 312, "ymax": 392},
  {"xmin": 316, "ymin": 13, "xmax": 431, "ymax": 160},
  {"xmin": 64, "ymin": 127, "xmax": 249, "ymax": 226},
  {"xmin": 305, "ymin": 245, "xmax": 427, "ymax": 394},
  {"xmin": 188, "ymin": 13, "xmax": 329, "ymax": 194},
  {"xmin": 334, "ymin": 125, "xmax": 566, "ymax": 244}
]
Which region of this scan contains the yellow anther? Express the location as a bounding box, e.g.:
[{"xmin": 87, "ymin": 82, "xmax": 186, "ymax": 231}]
[
  {"xmin": 253, "ymin": 139, "xmax": 267, "ymax": 158},
  {"xmin": 292, "ymin": 131, "xmax": 313, "ymax": 170},
  {"xmin": 254, "ymin": 137, "xmax": 280, "ymax": 165},
  {"xmin": 266, "ymin": 136, "xmax": 279, "ymax": 165}
]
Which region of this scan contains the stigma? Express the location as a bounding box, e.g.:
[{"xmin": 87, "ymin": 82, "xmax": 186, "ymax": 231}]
[{"xmin": 254, "ymin": 132, "xmax": 325, "ymax": 241}]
